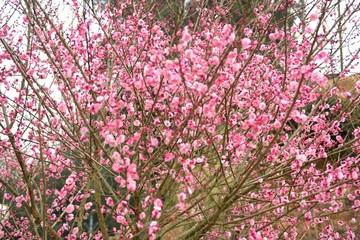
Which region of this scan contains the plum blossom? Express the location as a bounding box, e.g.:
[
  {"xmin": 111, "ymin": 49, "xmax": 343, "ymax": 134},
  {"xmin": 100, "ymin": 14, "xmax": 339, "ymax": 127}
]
[
  {"xmin": 148, "ymin": 221, "xmax": 160, "ymax": 235},
  {"xmin": 1, "ymin": 0, "xmax": 359, "ymax": 239},
  {"xmin": 241, "ymin": 38, "xmax": 252, "ymax": 49},
  {"xmin": 84, "ymin": 202, "xmax": 92, "ymax": 210},
  {"xmin": 309, "ymin": 13, "xmax": 318, "ymax": 21},
  {"xmin": 64, "ymin": 204, "xmax": 75, "ymax": 214}
]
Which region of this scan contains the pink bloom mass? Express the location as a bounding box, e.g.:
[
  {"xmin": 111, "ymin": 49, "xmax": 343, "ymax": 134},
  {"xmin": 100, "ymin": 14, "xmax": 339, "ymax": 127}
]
[{"xmin": 0, "ymin": 0, "xmax": 359, "ymax": 239}]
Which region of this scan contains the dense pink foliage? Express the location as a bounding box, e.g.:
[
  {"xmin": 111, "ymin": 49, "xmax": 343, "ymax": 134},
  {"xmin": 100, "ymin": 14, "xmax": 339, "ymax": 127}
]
[{"xmin": 0, "ymin": 0, "xmax": 359, "ymax": 239}]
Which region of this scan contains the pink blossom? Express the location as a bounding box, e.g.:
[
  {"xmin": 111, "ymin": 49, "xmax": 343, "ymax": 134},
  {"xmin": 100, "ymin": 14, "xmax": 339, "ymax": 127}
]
[
  {"xmin": 309, "ymin": 13, "xmax": 318, "ymax": 21},
  {"xmin": 316, "ymin": 51, "xmax": 327, "ymax": 60},
  {"xmin": 4, "ymin": 193, "xmax": 12, "ymax": 200},
  {"xmin": 348, "ymin": 194, "xmax": 356, "ymax": 201},
  {"xmin": 269, "ymin": 33, "xmax": 277, "ymax": 41},
  {"xmin": 291, "ymin": 26, "xmax": 298, "ymax": 33},
  {"xmin": 137, "ymin": 221, "xmax": 144, "ymax": 228},
  {"xmin": 259, "ymin": 102, "xmax": 266, "ymax": 110},
  {"xmin": 241, "ymin": 38, "xmax": 252, "ymax": 49},
  {"xmin": 181, "ymin": 28, "xmax": 191, "ymax": 44},
  {"xmin": 84, "ymin": 202, "xmax": 92, "ymax": 210},
  {"xmin": 112, "ymin": 162, "xmax": 125, "ymax": 173},
  {"xmin": 65, "ymin": 68, "xmax": 73, "ymax": 78},
  {"xmin": 152, "ymin": 210, "xmax": 161, "ymax": 219},
  {"xmin": 65, "ymin": 176, "xmax": 75, "ymax": 185},
  {"xmin": 311, "ymin": 71, "xmax": 326, "ymax": 86},
  {"xmin": 58, "ymin": 102, "xmax": 67, "ymax": 113},
  {"xmin": 249, "ymin": 228, "xmax": 261, "ymax": 239},
  {"xmin": 89, "ymin": 103, "xmax": 102, "ymax": 114},
  {"xmin": 244, "ymin": 28, "xmax": 252, "ymax": 37},
  {"xmin": 116, "ymin": 215, "xmax": 129, "ymax": 226},
  {"xmin": 153, "ymin": 198, "xmax": 162, "ymax": 209},
  {"xmin": 127, "ymin": 178, "xmax": 136, "ymax": 193},
  {"xmin": 164, "ymin": 152, "xmax": 175, "ymax": 162},
  {"xmin": 304, "ymin": 211, "xmax": 312, "ymax": 222},
  {"xmin": 193, "ymin": 82, "xmax": 208, "ymax": 95},
  {"xmin": 144, "ymin": 64, "xmax": 154, "ymax": 76},
  {"xmin": 64, "ymin": 204, "xmax": 75, "ymax": 214},
  {"xmin": 351, "ymin": 171, "xmax": 358, "ymax": 180},
  {"xmin": 148, "ymin": 221, "xmax": 159, "ymax": 235},
  {"xmin": 289, "ymin": 81, "xmax": 298, "ymax": 91},
  {"xmin": 127, "ymin": 163, "xmax": 139, "ymax": 180},
  {"xmin": 139, "ymin": 212, "xmax": 146, "ymax": 220},
  {"xmin": 106, "ymin": 197, "xmax": 114, "ymax": 207},
  {"xmin": 335, "ymin": 135, "xmax": 344, "ymax": 143},
  {"xmin": 212, "ymin": 37, "xmax": 222, "ymax": 48},
  {"xmin": 133, "ymin": 120, "xmax": 141, "ymax": 126},
  {"xmin": 105, "ymin": 134, "xmax": 116, "ymax": 147},
  {"xmin": 80, "ymin": 127, "xmax": 88, "ymax": 135},
  {"xmin": 273, "ymin": 120, "xmax": 281, "ymax": 129},
  {"xmin": 150, "ymin": 137, "xmax": 159, "ymax": 147},
  {"xmin": 178, "ymin": 192, "xmax": 187, "ymax": 202}
]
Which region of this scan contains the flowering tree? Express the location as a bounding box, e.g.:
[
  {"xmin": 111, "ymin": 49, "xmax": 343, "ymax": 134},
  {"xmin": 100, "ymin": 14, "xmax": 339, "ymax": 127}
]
[{"xmin": 0, "ymin": 0, "xmax": 359, "ymax": 239}]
